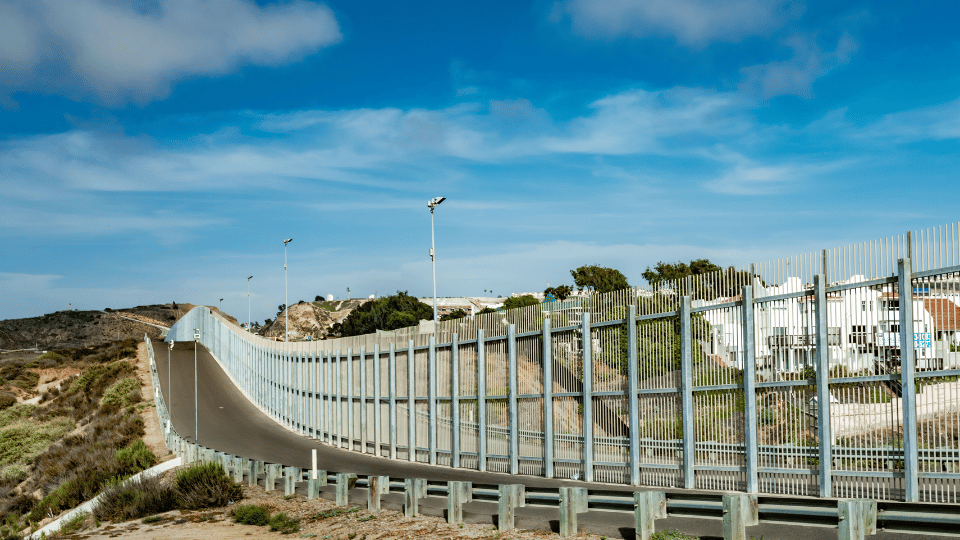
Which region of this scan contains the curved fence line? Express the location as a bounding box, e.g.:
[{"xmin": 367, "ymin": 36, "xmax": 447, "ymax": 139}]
[{"xmin": 165, "ymin": 222, "xmax": 960, "ymax": 503}]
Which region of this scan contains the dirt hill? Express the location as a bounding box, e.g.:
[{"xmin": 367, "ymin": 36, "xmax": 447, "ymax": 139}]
[
  {"xmin": 259, "ymin": 299, "xmax": 368, "ymax": 341},
  {"xmin": 0, "ymin": 304, "xmax": 239, "ymax": 351}
]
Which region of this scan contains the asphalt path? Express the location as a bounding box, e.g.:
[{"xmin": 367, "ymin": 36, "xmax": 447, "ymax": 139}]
[{"xmin": 152, "ymin": 340, "xmax": 944, "ymax": 540}]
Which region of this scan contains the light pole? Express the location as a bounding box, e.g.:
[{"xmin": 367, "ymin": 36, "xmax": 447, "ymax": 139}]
[
  {"xmin": 247, "ymin": 276, "xmax": 253, "ymax": 331},
  {"xmin": 284, "ymin": 238, "xmax": 293, "ymax": 342},
  {"xmin": 428, "ymin": 196, "xmax": 446, "ymax": 324},
  {"xmin": 219, "ymin": 298, "xmax": 223, "ymax": 312},
  {"xmin": 193, "ymin": 328, "xmax": 199, "ymax": 444},
  {"xmin": 168, "ymin": 341, "xmax": 174, "ymax": 420}
]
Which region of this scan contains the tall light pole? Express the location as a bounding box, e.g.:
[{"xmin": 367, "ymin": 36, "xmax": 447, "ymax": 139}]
[
  {"xmin": 428, "ymin": 197, "xmax": 446, "ymax": 325},
  {"xmin": 168, "ymin": 341, "xmax": 174, "ymax": 421},
  {"xmin": 247, "ymin": 276, "xmax": 253, "ymax": 331},
  {"xmin": 193, "ymin": 328, "xmax": 199, "ymax": 444},
  {"xmin": 284, "ymin": 238, "xmax": 293, "ymax": 342}
]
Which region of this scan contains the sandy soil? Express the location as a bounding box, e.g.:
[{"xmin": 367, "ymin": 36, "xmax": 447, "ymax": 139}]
[
  {"xmin": 134, "ymin": 342, "xmax": 175, "ymax": 463},
  {"xmin": 53, "ymin": 481, "xmax": 602, "ymax": 540}
]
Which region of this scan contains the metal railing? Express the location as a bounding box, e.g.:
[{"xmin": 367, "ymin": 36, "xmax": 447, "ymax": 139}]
[{"xmin": 165, "ymin": 222, "xmax": 960, "ymax": 505}]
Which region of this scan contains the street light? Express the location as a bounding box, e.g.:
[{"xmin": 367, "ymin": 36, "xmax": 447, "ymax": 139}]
[
  {"xmin": 247, "ymin": 276, "xmax": 253, "ymax": 331},
  {"xmin": 219, "ymin": 298, "xmax": 223, "ymax": 311},
  {"xmin": 428, "ymin": 196, "xmax": 446, "ymax": 325},
  {"xmin": 284, "ymin": 238, "xmax": 293, "ymax": 342},
  {"xmin": 168, "ymin": 341, "xmax": 174, "ymax": 426},
  {"xmin": 193, "ymin": 328, "xmax": 200, "ymax": 444}
]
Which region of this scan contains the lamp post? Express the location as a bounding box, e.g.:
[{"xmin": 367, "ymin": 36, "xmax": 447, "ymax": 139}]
[
  {"xmin": 219, "ymin": 298, "xmax": 223, "ymax": 312},
  {"xmin": 193, "ymin": 328, "xmax": 199, "ymax": 444},
  {"xmin": 168, "ymin": 341, "xmax": 174, "ymax": 419},
  {"xmin": 247, "ymin": 276, "xmax": 253, "ymax": 331},
  {"xmin": 284, "ymin": 238, "xmax": 293, "ymax": 342},
  {"xmin": 427, "ymin": 196, "xmax": 446, "ymax": 324}
]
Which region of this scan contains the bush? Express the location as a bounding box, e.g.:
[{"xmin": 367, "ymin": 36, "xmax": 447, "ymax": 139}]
[
  {"xmin": 233, "ymin": 504, "xmax": 271, "ymax": 526},
  {"xmin": 268, "ymin": 512, "xmax": 300, "ymax": 534},
  {"xmin": 102, "ymin": 378, "xmax": 142, "ymax": 408},
  {"xmin": 0, "ymin": 395, "xmax": 15, "ymax": 412},
  {"xmin": 174, "ymin": 462, "xmax": 242, "ymax": 510},
  {"xmin": 93, "ymin": 475, "xmax": 177, "ymax": 523},
  {"xmin": 115, "ymin": 440, "xmax": 157, "ymax": 477}
]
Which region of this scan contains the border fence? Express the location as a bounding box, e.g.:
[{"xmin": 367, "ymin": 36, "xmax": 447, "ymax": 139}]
[{"xmin": 166, "ymin": 223, "xmax": 960, "ymax": 504}]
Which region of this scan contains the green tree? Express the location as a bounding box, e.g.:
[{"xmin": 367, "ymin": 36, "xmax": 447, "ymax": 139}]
[
  {"xmin": 329, "ymin": 291, "xmax": 432, "ymax": 337},
  {"xmin": 642, "ymin": 259, "xmax": 759, "ymax": 300},
  {"xmin": 570, "ymin": 265, "xmax": 630, "ymax": 293},
  {"xmin": 477, "ymin": 307, "xmax": 497, "ymax": 315},
  {"xmin": 502, "ymin": 295, "xmax": 540, "ymax": 309},
  {"xmin": 543, "ymin": 285, "xmax": 573, "ymax": 301},
  {"xmin": 439, "ymin": 309, "xmax": 468, "ymax": 321}
]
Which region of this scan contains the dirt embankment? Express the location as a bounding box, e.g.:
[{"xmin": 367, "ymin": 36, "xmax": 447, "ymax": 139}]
[{"xmin": 260, "ymin": 300, "xmax": 368, "ymax": 341}]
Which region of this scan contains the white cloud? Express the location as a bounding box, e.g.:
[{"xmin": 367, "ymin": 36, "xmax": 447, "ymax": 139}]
[
  {"xmin": 739, "ymin": 32, "xmax": 858, "ymax": 98},
  {"xmin": 0, "ymin": 0, "xmax": 341, "ymax": 103},
  {"xmin": 553, "ymin": 0, "xmax": 800, "ymax": 47},
  {"xmin": 703, "ymin": 156, "xmax": 854, "ymax": 195},
  {"xmin": 858, "ymin": 98, "xmax": 960, "ymax": 142}
]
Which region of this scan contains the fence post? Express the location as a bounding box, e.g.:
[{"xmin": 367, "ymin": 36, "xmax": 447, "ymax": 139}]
[
  {"xmin": 508, "ymin": 324, "xmax": 519, "ymax": 475},
  {"xmin": 898, "ymin": 257, "xmax": 919, "ymax": 502},
  {"xmin": 582, "ymin": 312, "xmax": 594, "ymax": 482},
  {"xmin": 838, "ymin": 498, "xmax": 877, "ymax": 540},
  {"xmin": 247, "ymin": 460, "xmax": 259, "ymax": 488},
  {"xmin": 451, "ymin": 333, "xmax": 461, "ymax": 468},
  {"xmin": 626, "ymin": 305, "xmax": 641, "ymax": 486},
  {"xmin": 374, "ymin": 344, "xmax": 381, "ymax": 457},
  {"xmin": 447, "ymin": 480, "xmax": 465, "ymax": 524},
  {"xmin": 814, "ymin": 274, "xmax": 833, "ymax": 497},
  {"xmin": 335, "ymin": 350, "xmax": 342, "ymax": 448},
  {"xmin": 429, "ymin": 335, "xmax": 438, "ymax": 465},
  {"xmin": 404, "ymin": 478, "xmax": 421, "ymax": 517},
  {"xmin": 478, "ymin": 329, "xmax": 488, "ymax": 472},
  {"xmin": 722, "ymin": 493, "xmax": 758, "ymax": 540},
  {"xmin": 336, "ymin": 473, "xmax": 357, "ymax": 505},
  {"xmin": 347, "ymin": 347, "xmax": 354, "ymax": 451},
  {"xmin": 407, "ymin": 339, "xmax": 416, "ymax": 462},
  {"xmin": 360, "ymin": 346, "xmax": 367, "ymax": 454},
  {"xmin": 543, "ymin": 317, "xmax": 555, "ymax": 478},
  {"xmin": 367, "ymin": 475, "xmax": 384, "ymax": 511},
  {"xmin": 680, "ymin": 297, "xmax": 694, "ymax": 489},
  {"xmin": 741, "ymin": 286, "xmax": 759, "ymax": 494},
  {"xmin": 634, "ymin": 491, "xmax": 666, "ymax": 540},
  {"xmin": 389, "ymin": 343, "xmax": 397, "ymax": 459},
  {"xmin": 559, "ymin": 487, "xmax": 578, "ymax": 537},
  {"xmin": 498, "ymin": 484, "xmax": 517, "ymax": 531}
]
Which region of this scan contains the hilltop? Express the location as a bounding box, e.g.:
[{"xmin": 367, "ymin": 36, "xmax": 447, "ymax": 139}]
[
  {"xmin": 259, "ymin": 299, "xmax": 369, "ymax": 340},
  {"xmin": 0, "ymin": 304, "xmax": 240, "ymax": 351}
]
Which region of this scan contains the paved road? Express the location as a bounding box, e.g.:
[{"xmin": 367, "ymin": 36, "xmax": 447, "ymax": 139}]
[{"xmin": 152, "ymin": 340, "xmax": 947, "ymax": 540}]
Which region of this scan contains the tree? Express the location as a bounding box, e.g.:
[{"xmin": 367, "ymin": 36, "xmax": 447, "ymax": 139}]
[
  {"xmin": 502, "ymin": 295, "xmax": 540, "ymax": 310},
  {"xmin": 477, "ymin": 307, "xmax": 497, "ymax": 315},
  {"xmin": 570, "ymin": 265, "xmax": 630, "ymax": 293},
  {"xmin": 315, "ymin": 295, "xmax": 322, "ymax": 302},
  {"xmin": 543, "ymin": 285, "xmax": 573, "ymax": 301},
  {"xmin": 440, "ymin": 309, "xmax": 468, "ymax": 321},
  {"xmin": 642, "ymin": 258, "xmax": 759, "ymax": 300},
  {"xmin": 329, "ymin": 291, "xmax": 432, "ymax": 337},
  {"xmin": 277, "ymin": 304, "xmax": 286, "ymax": 314}
]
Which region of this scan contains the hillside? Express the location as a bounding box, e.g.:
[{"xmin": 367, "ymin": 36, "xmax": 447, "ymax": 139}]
[
  {"xmin": 259, "ymin": 299, "xmax": 369, "ymax": 341},
  {"xmin": 0, "ymin": 304, "xmax": 240, "ymax": 351}
]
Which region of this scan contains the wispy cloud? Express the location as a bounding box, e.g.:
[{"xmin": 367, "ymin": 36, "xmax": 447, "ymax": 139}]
[
  {"xmin": 0, "ymin": 0, "xmax": 341, "ymax": 104},
  {"xmin": 551, "ymin": 0, "xmax": 800, "ymax": 47},
  {"xmin": 739, "ymin": 32, "xmax": 858, "ymax": 98},
  {"xmin": 703, "ymin": 156, "xmax": 855, "ymax": 195},
  {"xmin": 858, "ymin": 98, "xmax": 960, "ymax": 142}
]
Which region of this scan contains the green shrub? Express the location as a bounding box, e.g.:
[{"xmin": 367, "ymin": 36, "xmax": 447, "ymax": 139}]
[
  {"xmin": 57, "ymin": 510, "xmax": 88, "ymax": 535},
  {"xmin": 93, "ymin": 475, "xmax": 177, "ymax": 523},
  {"xmin": 115, "ymin": 440, "xmax": 156, "ymax": 476},
  {"xmin": 102, "ymin": 378, "xmax": 142, "ymax": 408},
  {"xmin": 651, "ymin": 531, "xmax": 699, "ymax": 540},
  {"xmin": 174, "ymin": 462, "xmax": 243, "ymax": 510},
  {"xmin": 233, "ymin": 504, "xmax": 271, "ymax": 526},
  {"xmin": 268, "ymin": 512, "xmax": 300, "ymax": 534},
  {"xmin": 0, "ymin": 395, "xmax": 14, "ymax": 412}
]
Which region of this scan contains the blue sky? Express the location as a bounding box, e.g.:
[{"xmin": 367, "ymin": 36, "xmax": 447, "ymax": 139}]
[{"xmin": 1, "ymin": 0, "xmax": 959, "ymax": 324}]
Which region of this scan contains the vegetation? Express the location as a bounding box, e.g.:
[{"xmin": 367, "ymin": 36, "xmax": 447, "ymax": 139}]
[
  {"xmin": 651, "ymin": 531, "xmax": 699, "ymax": 540},
  {"xmin": 502, "ymin": 295, "xmax": 540, "ymax": 310},
  {"xmin": 268, "ymin": 512, "xmax": 300, "ymax": 534},
  {"xmin": 440, "ymin": 309, "xmax": 468, "ymax": 321},
  {"xmin": 543, "ymin": 285, "xmax": 573, "ymax": 301},
  {"xmin": 174, "ymin": 461, "xmax": 243, "ymax": 510},
  {"xmin": 330, "ymin": 292, "xmax": 432, "ymax": 337},
  {"xmin": 101, "ymin": 377, "xmax": 142, "ymax": 408},
  {"xmin": 642, "ymin": 258, "xmax": 761, "ymax": 299},
  {"xmin": 570, "ymin": 265, "xmax": 630, "ymax": 293},
  {"xmin": 94, "ymin": 461, "xmax": 243, "ymax": 523},
  {"xmin": 233, "ymin": 503, "xmax": 272, "ymax": 525}
]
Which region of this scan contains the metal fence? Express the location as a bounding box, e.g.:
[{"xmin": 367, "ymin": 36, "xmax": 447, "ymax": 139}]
[{"xmin": 166, "ymin": 223, "xmax": 960, "ymax": 503}]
